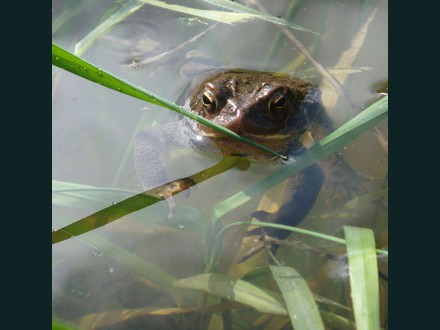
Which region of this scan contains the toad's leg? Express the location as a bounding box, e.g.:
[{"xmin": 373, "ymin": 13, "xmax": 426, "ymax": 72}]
[{"xmin": 236, "ymin": 162, "xmax": 325, "ymax": 263}]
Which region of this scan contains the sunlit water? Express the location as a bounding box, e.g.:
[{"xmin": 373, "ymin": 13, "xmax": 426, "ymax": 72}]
[{"xmin": 52, "ymin": 0, "xmax": 388, "ymax": 328}]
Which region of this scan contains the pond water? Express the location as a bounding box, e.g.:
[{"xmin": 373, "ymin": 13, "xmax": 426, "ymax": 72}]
[{"xmin": 52, "ymin": 0, "xmax": 388, "ymax": 329}]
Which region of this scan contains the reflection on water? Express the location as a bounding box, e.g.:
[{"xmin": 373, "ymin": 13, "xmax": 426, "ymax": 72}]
[{"xmin": 52, "ymin": 0, "xmax": 387, "ymax": 328}]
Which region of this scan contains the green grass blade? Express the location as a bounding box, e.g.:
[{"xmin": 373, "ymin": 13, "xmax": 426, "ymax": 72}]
[
  {"xmin": 211, "ymin": 96, "xmax": 388, "ymax": 221},
  {"xmin": 263, "ymin": 0, "xmax": 310, "ymax": 69},
  {"xmin": 74, "ymin": 0, "xmax": 145, "ymax": 56},
  {"xmin": 52, "ymin": 318, "xmax": 80, "ymax": 330},
  {"xmin": 54, "ymin": 230, "xmax": 178, "ymax": 290},
  {"xmin": 202, "ymin": 0, "xmax": 320, "ymax": 36},
  {"xmin": 52, "ymin": 1, "xmax": 98, "ymax": 35},
  {"xmin": 52, "ymin": 157, "xmax": 247, "ymax": 244},
  {"xmin": 83, "ymin": 232, "xmax": 177, "ymax": 288},
  {"xmin": 212, "ymin": 221, "xmax": 387, "ymax": 267},
  {"xmin": 140, "ymin": 0, "xmax": 258, "ymax": 24},
  {"xmin": 319, "ymin": 97, "xmax": 388, "ymax": 148},
  {"xmin": 216, "ymin": 221, "xmax": 345, "ymax": 247},
  {"xmin": 53, "ymin": 179, "xmax": 208, "ymax": 238},
  {"xmin": 174, "ymin": 273, "xmax": 287, "ymax": 316},
  {"xmin": 344, "ymin": 226, "xmax": 380, "ymax": 330},
  {"xmin": 52, "ymin": 180, "xmax": 137, "ymax": 209},
  {"xmin": 319, "ymin": 310, "xmax": 355, "ymax": 330},
  {"xmin": 270, "ymin": 266, "xmax": 324, "ymax": 330},
  {"xmin": 52, "ymin": 43, "xmax": 286, "ymax": 159},
  {"xmin": 52, "ymin": 191, "xmax": 161, "ymax": 244},
  {"xmin": 321, "ymin": 7, "xmax": 378, "ymax": 109}
]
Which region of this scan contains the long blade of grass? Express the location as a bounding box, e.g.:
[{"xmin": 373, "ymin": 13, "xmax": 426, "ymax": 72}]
[
  {"xmin": 319, "ymin": 310, "xmax": 355, "ymax": 330},
  {"xmin": 251, "ymin": 1, "xmax": 355, "ymax": 109},
  {"xmin": 140, "ymin": 0, "xmax": 259, "ymax": 24},
  {"xmin": 53, "ymin": 179, "xmax": 207, "ymax": 237},
  {"xmin": 52, "ymin": 0, "xmax": 99, "ymax": 35},
  {"xmin": 74, "ymin": 0, "xmax": 145, "ymax": 56},
  {"xmin": 270, "ymin": 266, "xmax": 324, "ymax": 330},
  {"xmin": 344, "ymin": 226, "xmax": 380, "ymax": 330},
  {"xmin": 321, "ymin": 7, "xmax": 378, "ymax": 109},
  {"xmin": 52, "ymin": 157, "xmax": 248, "ymax": 244},
  {"xmin": 52, "ymin": 180, "xmax": 137, "ymax": 209},
  {"xmin": 52, "ymin": 43, "xmax": 286, "ymax": 159},
  {"xmin": 52, "ymin": 190, "xmax": 161, "ymax": 244},
  {"xmin": 212, "ymin": 221, "xmax": 387, "ymax": 259},
  {"xmin": 52, "ymin": 318, "xmax": 80, "ymax": 330},
  {"xmin": 83, "ymin": 232, "xmax": 177, "ymax": 288},
  {"xmin": 173, "ymin": 273, "xmax": 287, "ymax": 316},
  {"xmin": 202, "ymin": 0, "xmax": 320, "ymax": 36},
  {"xmin": 77, "ymin": 302, "xmax": 241, "ymax": 329},
  {"xmin": 211, "ymin": 96, "xmax": 388, "ymax": 221},
  {"xmin": 264, "ymin": 0, "xmax": 311, "ymax": 70}
]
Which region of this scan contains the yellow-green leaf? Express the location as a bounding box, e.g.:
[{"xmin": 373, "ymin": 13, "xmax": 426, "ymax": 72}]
[
  {"xmin": 344, "ymin": 226, "xmax": 380, "ymax": 330},
  {"xmin": 174, "ymin": 273, "xmax": 287, "ymax": 316},
  {"xmin": 270, "ymin": 266, "xmax": 324, "ymax": 330}
]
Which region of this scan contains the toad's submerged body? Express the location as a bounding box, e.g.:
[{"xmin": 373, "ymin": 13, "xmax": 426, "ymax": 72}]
[{"xmin": 134, "ymin": 70, "xmax": 348, "ymax": 261}]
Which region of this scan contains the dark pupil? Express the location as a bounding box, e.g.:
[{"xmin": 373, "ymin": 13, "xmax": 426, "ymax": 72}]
[
  {"xmin": 274, "ymin": 96, "xmax": 285, "ymax": 108},
  {"xmin": 202, "ymin": 93, "xmax": 214, "ymax": 106}
]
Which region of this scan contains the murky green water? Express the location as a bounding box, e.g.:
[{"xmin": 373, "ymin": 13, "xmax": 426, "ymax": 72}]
[{"xmin": 52, "ymin": 1, "xmax": 388, "ymax": 328}]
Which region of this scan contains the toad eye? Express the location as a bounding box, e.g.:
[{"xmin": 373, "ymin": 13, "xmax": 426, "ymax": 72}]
[
  {"xmin": 201, "ymin": 90, "xmax": 217, "ymax": 112},
  {"xmin": 269, "ymin": 94, "xmax": 287, "ymax": 115}
]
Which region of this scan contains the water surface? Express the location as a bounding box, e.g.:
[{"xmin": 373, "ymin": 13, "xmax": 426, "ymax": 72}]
[{"xmin": 52, "ymin": 1, "xmax": 388, "ymax": 328}]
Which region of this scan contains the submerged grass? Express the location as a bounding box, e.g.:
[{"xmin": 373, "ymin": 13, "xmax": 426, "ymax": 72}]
[
  {"xmin": 52, "ymin": 62, "xmax": 387, "ymax": 330},
  {"xmin": 201, "ymin": 0, "xmax": 320, "ymax": 36},
  {"xmin": 52, "ymin": 83, "xmax": 387, "ymax": 328},
  {"xmin": 270, "ymin": 265, "xmax": 325, "ymax": 330},
  {"xmin": 52, "ymin": 93, "xmax": 387, "ymax": 254},
  {"xmin": 344, "ymin": 226, "xmax": 380, "ymax": 330},
  {"xmin": 53, "ymin": 1, "xmax": 387, "ymax": 329},
  {"xmin": 52, "ymin": 157, "xmax": 248, "ymax": 244},
  {"xmin": 141, "ymin": 0, "xmax": 260, "ymax": 25},
  {"xmin": 174, "ymin": 273, "xmax": 288, "ymax": 316},
  {"xmin": 74, "ymin": 0, "xmax": 145, "ymax": 56}
]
